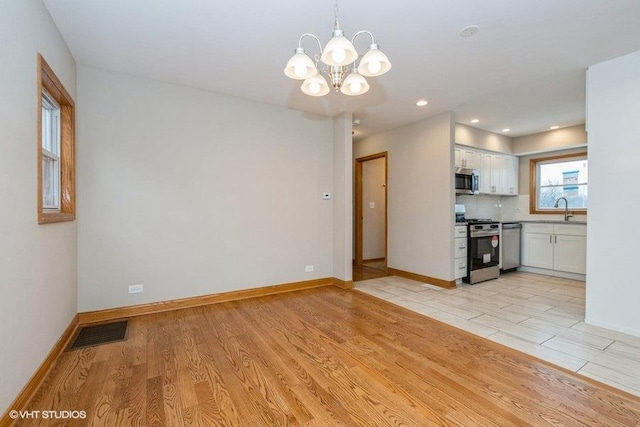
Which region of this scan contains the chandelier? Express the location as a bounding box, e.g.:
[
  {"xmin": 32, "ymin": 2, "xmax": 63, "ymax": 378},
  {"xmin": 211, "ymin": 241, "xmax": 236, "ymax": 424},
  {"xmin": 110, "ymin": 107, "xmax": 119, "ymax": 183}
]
[{"xmin": 284, "ymin": 2, "xmax": 392, "ymax": 97}]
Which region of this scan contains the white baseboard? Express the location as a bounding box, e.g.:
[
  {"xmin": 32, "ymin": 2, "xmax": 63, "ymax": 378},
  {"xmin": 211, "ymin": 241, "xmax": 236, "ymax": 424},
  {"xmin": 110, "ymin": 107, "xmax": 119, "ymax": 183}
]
[
  {"xmin": 517, "ymin": 266, "xmax": 586, "ymax": 281},
  {"xmin": 584, "ymin": 316, "xmax": 640, "ymax": 339}
]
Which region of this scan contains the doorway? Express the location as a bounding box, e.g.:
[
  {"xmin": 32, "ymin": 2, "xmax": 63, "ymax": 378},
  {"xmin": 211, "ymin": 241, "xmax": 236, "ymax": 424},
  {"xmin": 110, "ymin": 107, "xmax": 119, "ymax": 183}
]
[{"xmin": 354, "ymin": 152, "xmax": 389, "ymax": 281}]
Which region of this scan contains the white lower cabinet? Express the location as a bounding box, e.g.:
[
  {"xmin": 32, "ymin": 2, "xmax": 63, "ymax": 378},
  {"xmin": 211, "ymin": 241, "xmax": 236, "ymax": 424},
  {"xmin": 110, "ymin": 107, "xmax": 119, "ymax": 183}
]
[
  {"xmin": 521, "ymin": 223, "xmax": 586, "ymax": 274},
  {"xmin": 553, "ymin": 234, "xmax": 587, "ymax": 274},
  {"xmin": 454, "ymin": 225, "xmax": 468, "ymax": 279},
  {"xmin": 523, "ymin": 231, "xmax": 554, "ymax": 269}
]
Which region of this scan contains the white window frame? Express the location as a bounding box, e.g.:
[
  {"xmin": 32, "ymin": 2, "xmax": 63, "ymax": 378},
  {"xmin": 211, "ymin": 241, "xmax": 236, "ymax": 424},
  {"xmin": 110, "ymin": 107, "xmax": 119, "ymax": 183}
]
[{"xmin": 41, "ymin": 90, "xmax": 61, "ymax": 210}]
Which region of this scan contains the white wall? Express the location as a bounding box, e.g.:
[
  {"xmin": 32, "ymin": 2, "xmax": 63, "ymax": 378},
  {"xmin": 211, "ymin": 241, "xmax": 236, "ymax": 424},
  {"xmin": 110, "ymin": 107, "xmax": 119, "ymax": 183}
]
[
  {"xmin": 512, "ymin": 125, "xmax": 587, "ymax": 156},
  {"xmin": 455, "ymin": 123, "xmax": 513, "ymax": 154},
  {"xmin": 585, "ymin": 49, "xmax": 640, "ymax": 337},
  {"xmin": 0, "ymin": 0, "xmax": 77, "ymax": 415},
  {"xmin": 77, "ymin": 66, "xmax": 335, "ymax": 311},
  {"xmin": 332, "ymin": 113, "xmax": 353, "ymax": 282},
  {"xmin": 362, "ymin": 158, "xmax": 386, "ymax": 260},
  {"xmin": 354, "ymin": 113, "xmax": 455, "ymax": 281}
]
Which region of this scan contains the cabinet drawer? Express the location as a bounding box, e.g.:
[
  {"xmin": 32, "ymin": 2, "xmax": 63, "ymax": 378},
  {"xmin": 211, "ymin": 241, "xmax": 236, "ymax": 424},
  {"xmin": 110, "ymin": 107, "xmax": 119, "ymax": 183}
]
[
  {"xmin": 523, "ymin": 223, "xmax": 553, "ymax": 234},
  {"xmin": 455, "ymin": 237, "xmax": 467, "ymax": 258},
  {"xmin": 553, "ymin": 224, "xmax": 586, "ymax": 237},
  {"xmin": 455, "ymin": 225, "xmax": 467, "ymax": 238},
  {"xmin": 455, "ymin": 258, "xmax": 467, "ymax": 279}
]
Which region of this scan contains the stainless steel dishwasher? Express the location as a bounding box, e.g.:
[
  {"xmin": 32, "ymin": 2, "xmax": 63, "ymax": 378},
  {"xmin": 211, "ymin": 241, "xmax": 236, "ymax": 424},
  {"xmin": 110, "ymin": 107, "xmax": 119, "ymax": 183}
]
[{"xmin": 501, "ymin": 222, "xmax": 521, "ymax": 272}]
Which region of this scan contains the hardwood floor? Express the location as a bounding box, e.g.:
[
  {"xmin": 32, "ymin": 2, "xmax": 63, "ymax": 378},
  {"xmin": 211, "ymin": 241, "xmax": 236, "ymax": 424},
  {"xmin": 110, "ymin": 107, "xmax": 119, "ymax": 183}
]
[
  {"xmin": 16, "ymin": 286, "xmax": 640, "ymax": 426},
  {"xmin": 353, "ymin": 260, "xmax": 390, "ymax": 282}
]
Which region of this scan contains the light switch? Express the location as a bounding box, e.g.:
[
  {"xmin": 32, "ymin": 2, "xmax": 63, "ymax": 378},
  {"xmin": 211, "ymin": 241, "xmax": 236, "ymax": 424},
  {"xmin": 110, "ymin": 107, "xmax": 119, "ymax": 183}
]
[{"xmin": 369, "ymin": 202, "xmax": 375, "ymax": 209}]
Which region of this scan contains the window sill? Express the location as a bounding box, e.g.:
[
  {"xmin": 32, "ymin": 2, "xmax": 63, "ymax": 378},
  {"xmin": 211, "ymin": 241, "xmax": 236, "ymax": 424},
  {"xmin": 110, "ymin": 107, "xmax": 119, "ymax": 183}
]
[
  {"xmin": 529, "ymin": 209, "xmax": 587, "ymax": 215},
  {"xmin": 39, "ymin": 211, "xmax": 75, "ymax": 224}
]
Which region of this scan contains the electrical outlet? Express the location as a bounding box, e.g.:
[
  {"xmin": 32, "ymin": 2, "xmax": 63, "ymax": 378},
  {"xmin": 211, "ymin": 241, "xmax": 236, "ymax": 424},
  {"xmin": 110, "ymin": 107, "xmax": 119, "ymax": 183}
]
[
  {"xmin": 128, "ymin": 284, "xmax": 144, "ymax": 294},
  {"xmin": 305, "ymin": 265, "xmax": 314, "ymax": 272}
]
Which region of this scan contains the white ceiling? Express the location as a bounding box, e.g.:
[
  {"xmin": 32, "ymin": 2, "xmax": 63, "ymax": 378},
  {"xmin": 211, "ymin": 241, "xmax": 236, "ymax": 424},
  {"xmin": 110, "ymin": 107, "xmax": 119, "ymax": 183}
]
[{"xmin": 43, "ymin": 0, "xmax": 640, "ymax": 140}]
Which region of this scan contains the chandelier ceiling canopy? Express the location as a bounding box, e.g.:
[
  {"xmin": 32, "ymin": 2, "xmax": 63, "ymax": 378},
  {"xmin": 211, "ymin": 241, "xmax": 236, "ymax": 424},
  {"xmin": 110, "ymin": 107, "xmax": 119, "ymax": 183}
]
[{"xmin": 284, "ymin": 2, "xmax": 392, "ymax": 97}]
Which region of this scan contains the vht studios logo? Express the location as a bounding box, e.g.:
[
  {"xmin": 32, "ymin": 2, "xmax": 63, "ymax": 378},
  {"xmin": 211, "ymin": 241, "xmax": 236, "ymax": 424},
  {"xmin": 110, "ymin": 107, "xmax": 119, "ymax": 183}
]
[{"xmin": 9, "ymin": 410, "xmax": 87, "ymax": 420}]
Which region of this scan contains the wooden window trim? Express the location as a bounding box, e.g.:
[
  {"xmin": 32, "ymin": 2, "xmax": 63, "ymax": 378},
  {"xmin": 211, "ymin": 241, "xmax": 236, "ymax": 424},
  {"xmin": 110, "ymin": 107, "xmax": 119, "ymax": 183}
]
[
  {"xmin": 37, "ymin": 54, "xmax": 75, "ymax": 224},
  {"xmin": 529, "ymin": 152, "xmax": 587, "ymax": 215}
]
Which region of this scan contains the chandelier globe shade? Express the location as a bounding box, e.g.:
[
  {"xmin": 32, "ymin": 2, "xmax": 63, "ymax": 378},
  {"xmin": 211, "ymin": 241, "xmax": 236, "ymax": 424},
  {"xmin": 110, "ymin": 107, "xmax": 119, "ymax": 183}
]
[
  {"xmin": 301, "ymin": 74, "xmax": 331, "ymax": 97},
  {"xmin": 284, "ymin": 48, "xmax": 318, "ymax": 80},
  {"xmin": 358, "ymin": 44, "xmax": 392, "ymax": 77},
  {"xmin": 340, "ymin": 71, "xmax": 370, "ymax": 96},
  {"xmin": 320, "ymin": 30, "xmax": 358, "ymax": 66}
]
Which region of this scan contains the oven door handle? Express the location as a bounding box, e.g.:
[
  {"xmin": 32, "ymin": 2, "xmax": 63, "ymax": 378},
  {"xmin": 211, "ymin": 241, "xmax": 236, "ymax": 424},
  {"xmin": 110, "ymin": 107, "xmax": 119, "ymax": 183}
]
[{"xmin": 470, "ymin": 231, "xmax": 500, "ymax": 238}]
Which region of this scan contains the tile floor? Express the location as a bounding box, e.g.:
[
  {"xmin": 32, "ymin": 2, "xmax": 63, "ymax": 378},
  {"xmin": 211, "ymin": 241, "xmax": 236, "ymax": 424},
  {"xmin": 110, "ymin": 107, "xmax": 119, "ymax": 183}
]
[{"xmin": 355, "ymin": 271, "xmax": 640, "ymax": 397}]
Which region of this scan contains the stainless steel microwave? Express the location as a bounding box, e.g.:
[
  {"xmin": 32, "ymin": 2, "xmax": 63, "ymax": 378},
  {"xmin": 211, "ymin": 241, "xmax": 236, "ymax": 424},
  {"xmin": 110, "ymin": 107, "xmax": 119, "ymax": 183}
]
[{"xmin": 455, "ymin": 168, "xmax": 479, "ymax": 195}]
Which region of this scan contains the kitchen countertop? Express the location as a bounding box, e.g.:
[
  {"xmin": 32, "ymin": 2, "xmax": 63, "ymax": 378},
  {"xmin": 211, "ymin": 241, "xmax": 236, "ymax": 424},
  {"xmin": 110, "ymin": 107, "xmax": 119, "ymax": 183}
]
[
  {"xmin": 507, "ymin": 220, "xmax": 587, "ymax": 225},
  {"xmin": 455, "ymin": 220, "xmax": 587, "ymax": 225}
]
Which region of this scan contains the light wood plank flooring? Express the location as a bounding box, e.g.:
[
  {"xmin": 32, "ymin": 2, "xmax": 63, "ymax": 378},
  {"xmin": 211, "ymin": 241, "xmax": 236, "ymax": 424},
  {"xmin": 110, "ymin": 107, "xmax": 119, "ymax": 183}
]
[
  {"xmin": 16, "ymin": 285, "xmax": 640, "ymax": 426},
  {"xmin": 356, "ymin": 271, "xmax": 640, "ymax": 397}
]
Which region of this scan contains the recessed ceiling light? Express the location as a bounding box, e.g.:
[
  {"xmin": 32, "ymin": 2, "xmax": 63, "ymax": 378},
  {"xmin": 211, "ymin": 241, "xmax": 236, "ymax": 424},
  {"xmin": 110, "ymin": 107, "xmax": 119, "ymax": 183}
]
[
  {"xmin": 416, "ymin": 99, "xmax": 428, "ymax": 107},
  {"xmin": 502, "ymin": 128, "xmax": 511, "ymax": 133},
  {"xmin": 470, "ymin": 118, "xmax": 479, "ymax": 124},
  {"xmin": 549, "ymin": 125, "xmax": 560, "ymax": 130},
  {"xmin": 460, "ymin": 25, "xmax": 480, "ymax": 38},
  {"xmin": 352, "ymin": 119, "xmax": 361, "ymax": 126}
]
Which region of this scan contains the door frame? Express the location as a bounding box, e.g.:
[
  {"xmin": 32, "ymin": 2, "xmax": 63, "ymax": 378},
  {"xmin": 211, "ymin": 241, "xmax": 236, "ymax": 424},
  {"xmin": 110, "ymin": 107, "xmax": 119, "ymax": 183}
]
[{"xmin": 355, "ymin": 152, "xmax": 388, "ymax": 266}]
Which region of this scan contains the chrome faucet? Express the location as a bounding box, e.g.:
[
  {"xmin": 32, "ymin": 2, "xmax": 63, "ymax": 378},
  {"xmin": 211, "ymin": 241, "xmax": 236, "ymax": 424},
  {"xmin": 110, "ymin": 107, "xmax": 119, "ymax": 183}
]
[{"xmin": 554, "ymin": 197, "xmax": 573, "ymax": 221}]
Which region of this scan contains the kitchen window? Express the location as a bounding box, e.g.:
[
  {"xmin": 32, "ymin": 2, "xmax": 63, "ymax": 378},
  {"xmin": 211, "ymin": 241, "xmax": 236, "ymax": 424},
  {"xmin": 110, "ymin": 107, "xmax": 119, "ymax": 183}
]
[
  {"xmin": 37, "ymin": 54, "xmax": 76, "ymax": 223},
  {"xmin": 530, "ymin": 152, "xmax": 587, "ymax": 214}
]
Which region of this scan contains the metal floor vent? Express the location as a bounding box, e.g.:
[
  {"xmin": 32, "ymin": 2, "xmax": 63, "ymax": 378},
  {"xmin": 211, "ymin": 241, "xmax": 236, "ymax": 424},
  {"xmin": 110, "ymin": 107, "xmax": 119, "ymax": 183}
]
[{"xmin": 68, "ymin": 320, "xmax": 128, "ymax": 350}]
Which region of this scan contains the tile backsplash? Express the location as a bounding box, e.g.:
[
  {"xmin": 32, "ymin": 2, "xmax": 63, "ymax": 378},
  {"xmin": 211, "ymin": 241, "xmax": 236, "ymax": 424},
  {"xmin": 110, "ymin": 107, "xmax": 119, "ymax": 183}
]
[
  {"xmin": 456, "ymin": 194, "xmax": 587, "ymax": 222},
  {"xmin": 456, "ymin": 194, "xmax": 503, "ymax": 220}
]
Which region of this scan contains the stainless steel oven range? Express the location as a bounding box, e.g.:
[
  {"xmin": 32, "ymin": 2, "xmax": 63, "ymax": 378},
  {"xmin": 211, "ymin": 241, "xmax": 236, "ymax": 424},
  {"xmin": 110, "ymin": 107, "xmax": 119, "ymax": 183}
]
[{"xmin": 465, "ymin": 219, "xmax": 500, "ymax": 284}]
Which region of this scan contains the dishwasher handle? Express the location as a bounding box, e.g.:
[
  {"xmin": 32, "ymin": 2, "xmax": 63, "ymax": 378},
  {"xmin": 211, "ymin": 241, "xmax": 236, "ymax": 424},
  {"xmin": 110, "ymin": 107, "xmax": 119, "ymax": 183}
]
[{"xmin": 502, "ymin": 223, "xmax": 522, "ymax": 230}]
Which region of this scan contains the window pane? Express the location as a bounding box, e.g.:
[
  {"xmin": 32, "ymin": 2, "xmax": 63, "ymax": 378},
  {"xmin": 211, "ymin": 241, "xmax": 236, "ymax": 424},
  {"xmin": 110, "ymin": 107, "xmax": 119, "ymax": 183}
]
[
  {"xmin": 536, "ymin": 157, "xmax": 588, "ymax": 211},
  {"xmin": 42, "ymin": 106, "xmax": 52, "ymax": 152},
  {"xmin": 42, "ymin": 93, "xmax": 60, "ymax": 155},
  {"xmin": 42, "ymin": 156, "xmax": 59, "ymax": 209},
  {"xmin": 539, "ymin": 159, "xmax": 587, "ymax": 186},
  {"xmin": 539, "ymin": 184, "xmax": 588, "ymax": 210}
]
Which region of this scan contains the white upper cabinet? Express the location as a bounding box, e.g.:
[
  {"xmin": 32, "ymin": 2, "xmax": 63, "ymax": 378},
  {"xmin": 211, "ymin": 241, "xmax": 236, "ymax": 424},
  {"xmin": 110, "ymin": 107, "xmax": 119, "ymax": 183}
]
[
  {"xmin": 455, "ymin": 145, "xmax": 518, "ymax": 196},
  {"xmin": 500, "ymin": 155, "xmax": 518, "ymax": 195},
  {"xmin": 481, "ymin": 153, "xmax": 503, "ymax": 194},
  {"xmin": 455, "ymin": 147, "xmax": 481, "ymax": 170}
]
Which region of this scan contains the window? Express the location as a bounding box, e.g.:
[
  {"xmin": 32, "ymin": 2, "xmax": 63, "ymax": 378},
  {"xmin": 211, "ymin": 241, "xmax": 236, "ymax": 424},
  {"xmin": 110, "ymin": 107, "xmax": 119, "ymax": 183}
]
[
  {"xmin": 529, "ymin": 152, "xmax": 587, "ymax": 214},
  {"xmin": 37, "ymin": 54, "xmax": 75, "ymax": 223},
  {"xmin": 42, "ymin": 91, "xmax": 60, "ymax": 209}
]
